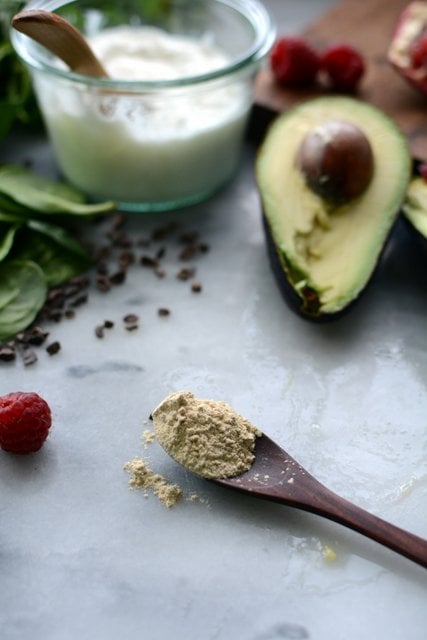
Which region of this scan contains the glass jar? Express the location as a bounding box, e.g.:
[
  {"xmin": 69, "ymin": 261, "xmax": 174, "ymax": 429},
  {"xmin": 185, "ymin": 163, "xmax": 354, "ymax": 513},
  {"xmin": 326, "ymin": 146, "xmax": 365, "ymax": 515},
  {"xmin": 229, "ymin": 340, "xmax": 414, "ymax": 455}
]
[{"xmin": 11, "ymin": 0, "xmax": 275, "ymax": 211}]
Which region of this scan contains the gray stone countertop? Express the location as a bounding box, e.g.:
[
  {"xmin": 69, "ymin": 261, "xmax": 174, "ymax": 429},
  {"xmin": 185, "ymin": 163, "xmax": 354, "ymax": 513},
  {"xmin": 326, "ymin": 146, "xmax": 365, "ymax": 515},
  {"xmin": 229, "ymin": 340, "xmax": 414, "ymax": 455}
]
[{"xmin": 1, "ymin": 2, "xmax": 426, "ymax": 640}]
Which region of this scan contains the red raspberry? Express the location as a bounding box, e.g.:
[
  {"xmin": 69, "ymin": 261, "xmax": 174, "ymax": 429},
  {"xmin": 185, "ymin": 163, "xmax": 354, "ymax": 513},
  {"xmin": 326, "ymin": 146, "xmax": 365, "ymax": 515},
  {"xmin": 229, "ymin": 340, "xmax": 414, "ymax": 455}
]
[
  {"xmin": 320, "ymin": 44, "xmax": 365, "ymax": 92},
  {"xmin": 270, "ymin": 36, "xmax": 321, "ymax": 88},
  {"xmin": 410, "ymin": 33, "xmax": 427, "ymax": 72},
  {"xmin": 0, "ymin": 392, "xmax": 52, "ymax": 454}
]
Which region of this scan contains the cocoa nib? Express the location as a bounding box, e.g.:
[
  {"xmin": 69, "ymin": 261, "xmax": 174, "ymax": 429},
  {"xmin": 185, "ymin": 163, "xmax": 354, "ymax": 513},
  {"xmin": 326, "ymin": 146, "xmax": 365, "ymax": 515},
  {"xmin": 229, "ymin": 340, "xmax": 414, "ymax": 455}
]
[
  {"xmin": 0, "ymin": 345, "xmax": 16, "ymax": 362},
  {"xmin": 46, "ymin": 341, "xmax": 61, "ymax": 356},
  {"xmin": 123, "ymin": 313, "xmax": 139, "ymax": 331},
  {"xmin": 140, "ymin": 255, "xmax": 159, "ymax": 268},
  {"xmin": 176, "ymin": 267, "xmax": 196, "ymax": 281},
  {"xmin": 158, "ymin": 308, "xmax": 171, "ymax": 317}
]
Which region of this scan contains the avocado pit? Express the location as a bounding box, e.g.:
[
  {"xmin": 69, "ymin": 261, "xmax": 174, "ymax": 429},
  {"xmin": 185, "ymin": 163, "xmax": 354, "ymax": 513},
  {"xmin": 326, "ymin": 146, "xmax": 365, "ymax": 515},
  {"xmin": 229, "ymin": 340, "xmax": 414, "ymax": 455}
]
[{"xmin": 296, "ymin": 119, "xmax": 374, "ymax": 203}]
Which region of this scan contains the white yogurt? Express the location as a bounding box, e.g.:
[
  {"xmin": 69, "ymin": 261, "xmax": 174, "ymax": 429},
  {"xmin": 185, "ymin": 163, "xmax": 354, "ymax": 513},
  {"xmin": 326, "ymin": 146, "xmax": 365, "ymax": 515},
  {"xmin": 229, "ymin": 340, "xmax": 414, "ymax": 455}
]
[
  {"xmin": 89, "ymin": 26, "xmax": 229, "ymax": 80},
  {"xmin": 34, "ymin": 26, "xmax": 252, "ymax": 210}
]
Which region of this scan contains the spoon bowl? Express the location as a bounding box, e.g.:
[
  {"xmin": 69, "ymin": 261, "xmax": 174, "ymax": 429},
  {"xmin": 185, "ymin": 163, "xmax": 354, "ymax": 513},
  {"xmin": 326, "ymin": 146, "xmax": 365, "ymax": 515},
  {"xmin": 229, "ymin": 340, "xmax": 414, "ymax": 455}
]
[
  {"xmin": 11, "ymin": 9, "xmax": 108, "ymax": 77},
  {"xmin": 212, "ymin": 433, "xmax": 427, "ymax": 569}
]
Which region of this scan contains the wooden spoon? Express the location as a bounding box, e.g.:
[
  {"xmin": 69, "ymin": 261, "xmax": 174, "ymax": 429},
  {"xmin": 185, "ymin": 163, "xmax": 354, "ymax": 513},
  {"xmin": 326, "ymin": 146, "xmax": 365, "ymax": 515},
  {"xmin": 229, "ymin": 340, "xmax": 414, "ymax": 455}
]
[
  {"xmin": 212, "ymin": 434, "xmax": 427, "ymax": 569},
  {"xmin": 11, "ymin": 9, "xmax": 108, "ymax": 77}
]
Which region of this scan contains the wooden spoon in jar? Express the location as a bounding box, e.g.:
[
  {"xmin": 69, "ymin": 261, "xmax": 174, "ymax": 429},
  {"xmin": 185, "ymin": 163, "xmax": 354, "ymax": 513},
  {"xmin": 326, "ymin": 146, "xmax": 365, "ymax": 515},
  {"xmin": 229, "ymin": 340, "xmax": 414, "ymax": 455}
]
[{"xmin": 11, "ymin": 9, "xmax": 108, "ymax": 77}]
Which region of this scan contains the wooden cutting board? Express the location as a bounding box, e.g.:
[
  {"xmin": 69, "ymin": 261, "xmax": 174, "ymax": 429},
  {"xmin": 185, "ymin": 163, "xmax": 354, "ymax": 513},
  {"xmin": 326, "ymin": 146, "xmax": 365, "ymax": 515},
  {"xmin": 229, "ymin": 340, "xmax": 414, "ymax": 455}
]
[{"xmin": 253, "ymin": 0, "xmax": 427, "ymax": 161}]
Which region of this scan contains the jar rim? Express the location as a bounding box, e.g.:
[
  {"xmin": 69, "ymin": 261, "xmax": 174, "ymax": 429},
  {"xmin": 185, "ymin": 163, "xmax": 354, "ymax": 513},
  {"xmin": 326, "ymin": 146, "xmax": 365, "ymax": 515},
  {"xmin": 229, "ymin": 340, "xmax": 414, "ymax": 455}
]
[{"xmin": 11, "ymin": 0, "xmax": 276, "ymax": 90}]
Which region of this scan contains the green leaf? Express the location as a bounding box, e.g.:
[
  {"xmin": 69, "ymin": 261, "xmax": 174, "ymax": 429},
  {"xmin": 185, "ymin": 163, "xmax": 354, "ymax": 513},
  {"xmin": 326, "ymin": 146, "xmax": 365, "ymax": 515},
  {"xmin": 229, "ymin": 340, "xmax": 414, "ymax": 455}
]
[
  {"xmin": 0, "ymin": 210, "xmax": 27, "ymax": 224},
  {"xmin": 11, "ymin": 224, "xmax": 91, "ymax": 287},
  {"xmin": 27, "ymin": 218, "xmax": 90, "ymax": 260},
  {"xmin": 0, "ymin": 191, "xmax": 30, "ymax": 216},
  {"xmin": 0, "ymin": 165, "xmax": 116, "ymax": 215},
  {"xmin": 0, "ymin": 102, "xmax": 17, "ymax": 140},
  {"xmin": 0, "ymin": 222, "xmax": 19, "ymax": 261},
  {"xmin": 0, "ymin": 259, "xmax": 47, "ymax": 340}
]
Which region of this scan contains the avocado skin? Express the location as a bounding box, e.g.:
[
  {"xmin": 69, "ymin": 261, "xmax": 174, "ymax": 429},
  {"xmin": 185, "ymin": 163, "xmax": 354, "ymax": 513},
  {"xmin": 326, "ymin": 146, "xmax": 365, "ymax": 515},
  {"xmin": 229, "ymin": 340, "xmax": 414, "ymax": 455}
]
[
  {"xmin": 402, "ymin": 218, "xmax": 427, "ymax": 254},
  {"xmin": 403, "ymin": 161, "xmax": 427, "ymax": 253},
  {"xmin": 247, "ymin": 103, "xmax": 277, "ymax": 147},
  {"xmin": 261, "ymin": 212, "xmax": 390, "ymax": 322}
]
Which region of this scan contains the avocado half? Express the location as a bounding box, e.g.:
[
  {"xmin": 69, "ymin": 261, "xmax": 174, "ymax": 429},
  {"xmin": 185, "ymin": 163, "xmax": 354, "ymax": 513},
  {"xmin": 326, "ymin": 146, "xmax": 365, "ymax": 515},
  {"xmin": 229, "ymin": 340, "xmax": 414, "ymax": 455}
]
[
  {"xmin": 256, "ymin": 96, "xmax": 411, "ymax": 320},
  {"xmin": 402, "ymin": 174, "xmax": 427, "ymax": 251}
]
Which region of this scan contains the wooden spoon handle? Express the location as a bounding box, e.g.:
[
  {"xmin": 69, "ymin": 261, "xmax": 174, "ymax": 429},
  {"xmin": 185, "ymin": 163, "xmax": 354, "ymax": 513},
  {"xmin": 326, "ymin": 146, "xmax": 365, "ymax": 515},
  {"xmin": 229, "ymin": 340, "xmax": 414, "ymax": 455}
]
[
  {"xmin": 296, "ymin": 480, "xmax": 427, "ymax": 569},
  {"xmin": 12, "ymin": 9, "xmax": 108, "ymax": 77},
  {"xmin": 219, "ymin": 434, "xmax": 427, "ymax": 569}
]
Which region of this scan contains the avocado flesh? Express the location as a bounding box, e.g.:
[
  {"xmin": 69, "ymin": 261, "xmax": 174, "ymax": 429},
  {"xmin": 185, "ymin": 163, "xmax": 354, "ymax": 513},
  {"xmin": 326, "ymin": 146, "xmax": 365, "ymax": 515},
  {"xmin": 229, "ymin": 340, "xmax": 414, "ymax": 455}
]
[
  {"xmin": 402, "ymin": 176, "xmax": 427, "ymax": 238},
  {"xmin": 257, "ymin": 97, "xmax": 411, "ymax": 316}
]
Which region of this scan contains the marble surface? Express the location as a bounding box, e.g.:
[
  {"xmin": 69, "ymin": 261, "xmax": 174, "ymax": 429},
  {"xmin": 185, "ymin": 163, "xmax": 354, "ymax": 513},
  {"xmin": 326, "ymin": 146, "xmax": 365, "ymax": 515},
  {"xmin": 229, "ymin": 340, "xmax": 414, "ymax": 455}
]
[{"xmin": 1, "ymin": 1, "xmax": 427, "ymax": 639}]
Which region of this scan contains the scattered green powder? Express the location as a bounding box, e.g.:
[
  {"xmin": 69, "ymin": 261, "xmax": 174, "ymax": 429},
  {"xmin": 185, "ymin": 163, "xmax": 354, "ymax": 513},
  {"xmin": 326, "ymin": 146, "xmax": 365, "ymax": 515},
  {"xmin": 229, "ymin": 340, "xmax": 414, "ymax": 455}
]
[
  {"xmin": 124, "ymin": 458, "xmax": 182, "ymax": 508},
  {"xmin": 152, "ymin": 390, "xmax": 262, "ymax": 479}
]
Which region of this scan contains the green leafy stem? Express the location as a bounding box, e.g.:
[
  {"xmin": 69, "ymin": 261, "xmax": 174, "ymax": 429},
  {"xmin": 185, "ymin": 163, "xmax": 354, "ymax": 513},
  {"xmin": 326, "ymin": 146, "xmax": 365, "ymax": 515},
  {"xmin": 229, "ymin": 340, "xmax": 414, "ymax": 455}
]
[{"xmin": 0, "ymin": 164, "xmax": 115, "ymax": 340}]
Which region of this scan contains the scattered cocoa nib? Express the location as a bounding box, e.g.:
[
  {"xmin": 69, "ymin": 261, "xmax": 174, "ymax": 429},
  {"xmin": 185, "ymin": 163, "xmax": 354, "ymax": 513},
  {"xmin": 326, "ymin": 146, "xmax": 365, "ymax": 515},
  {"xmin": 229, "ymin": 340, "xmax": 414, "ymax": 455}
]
[
  {"xmin": 191, "ymin": 282, "xmax": 202, "ymax": 293},
  {"xmin": 22, "ymin": 347, "xmax": 38, "ymax": 366},
  {"xmin": 26, "ymin": 326, "xmax": 49, "ymax": 346},
  {"xmin": 158, "ymin": 308, "xmax": 171, "ymax": 317},
  {"xmin": 70, "ymin": 274, "xmax": 90, "ymax": 289},
  {"xmin": 0, "ymin": 345, "xmax": 16, "ymax": 362},
  {"xmin": 1, "ymin": 213, "xmax": 210, "ymax": 366},
  {"xmin": 95, "ymin": 319, "xmax": 115, "ymax": 338},
  {"xmin": 109, "ymin": 270, "xmax": 126, "ymax": 285},
  {"xmin": 70, "ymin": 293, "xmax": 88, "ymax": 307},
  {"xmin": 118, "ymin": 250, "xmax": 135, "ymax": 269},
  {"xmin": 179, "ymin": 242, "xmax": 209, "ymax": 261},
  {"xmin": 96, "ymin": 274, "xmax": 111, "ymax": 292},
  {"xmin": 63, "ymin": 283, "xmax": 81, "ymax": 298},
  {"xmin": 95, "ymin": 325, "xmax": 105, "ymax": 339},
  {"xmin": 176, "ymin": 267, "xmax": 196, "ymax": 281},
  {"xmin": 47, "ymin": 310, "xmax": 63, "ymax": 323},
  {"xmin": 123, "ymin": 313, "xmax": 139, "ymax": 331},
  {"xmin": 46, "ymin": 341, "xmax": 61, "ymax": 356},
  {"xmin": 140, "ymin": 255, "xmax": 158, "ymax": 268},
  {"xmin": 156, "ymin": 247, "xmax": 166, "ymax": 260},
  {"xmin": 47, "ymin": 288, "xmax": 65, "ymax": 306},
  {"xmin": 151, "ymin": 221, "xmax": 178, "ymax": 240},
  {"xmin": 179, "ymin": 245, "xmax": 198, "ymax": 261}
]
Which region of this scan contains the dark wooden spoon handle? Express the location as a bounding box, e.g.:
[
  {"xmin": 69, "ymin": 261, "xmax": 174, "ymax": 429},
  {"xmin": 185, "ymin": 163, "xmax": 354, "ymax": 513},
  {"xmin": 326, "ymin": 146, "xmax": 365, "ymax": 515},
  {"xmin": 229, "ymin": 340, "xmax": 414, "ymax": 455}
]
[
  {"xmin": 291, "ymin": 476, "xmax": 427, "ymax": 569},
  {"xmin": 218, "ymin": 435, "xmax": 427, "ymax": 569}
]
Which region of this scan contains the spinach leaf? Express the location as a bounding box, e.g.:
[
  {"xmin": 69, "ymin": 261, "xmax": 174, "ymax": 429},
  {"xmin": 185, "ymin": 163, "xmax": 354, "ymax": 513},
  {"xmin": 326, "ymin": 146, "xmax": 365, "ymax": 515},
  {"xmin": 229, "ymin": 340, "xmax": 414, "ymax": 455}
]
[
  {"xmin": 12, "ymin": 222, "xmax": 91, "ymax": 287},
  {"xmin": 0, "ymin": 165, "xmax": 116, "ymax": 215},
  {"xmin": 0, "ymin": 102, "xmax": 16, "ymax": 140},
  {"xmin": 27, "ymin": 218, "xmax": 89, "ymax": 258},
  {"xmin": 0, "ymin": 259, "xmax": 47, "ymax": 340},
  {"xmin": 0, "ymin": 191, "xmax": 30, "ymax": 215},
  {"xmin": 0, "ymin": 211, "xmax": 27, "ymax": 224},
  {"xmin": 0, "ymin": 222, "xmax": 20, "ymax": 261}
]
